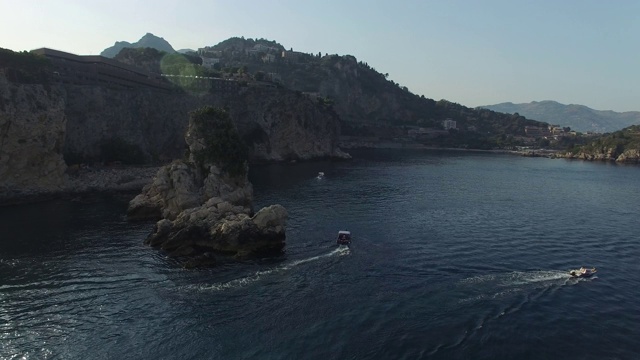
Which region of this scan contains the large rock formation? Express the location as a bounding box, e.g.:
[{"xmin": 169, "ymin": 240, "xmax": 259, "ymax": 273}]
[
  {"xmin": 0, "ymin": 82, "xmax": 348, "ymax": 204},
  {"xmin": 128, "ymin": 107, "xmax": 288, "ymax": 266},
  {"xmin": 1, "ymin": 47, "xmax": 349, "ymax": 205},
  {"xmin": 0, "ymin": 72, "xmax": 68, "ymax": 200}
]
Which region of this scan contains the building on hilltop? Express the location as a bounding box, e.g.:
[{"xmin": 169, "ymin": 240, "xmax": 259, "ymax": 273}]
[
  {"xmin": 281, "ymin": 50, "xmax": 307, "ymax": 63},
  {"xmin": 31, "ymin": 48, "xmax": 172, "ymax": 91},
  {"xmin": 198, "ymin": 47, "xmax": 222, "ymax": 58},
  {"xmin": 201, "ymin": 57, "xmax": 220, "ymax": 69},
  {"xmin": 252, "ymin": 44, "xmax": 280, "ymax": 53},
  {"xmin": 443, "ymin": 118, "xmax": 457, "ymax": 130}
]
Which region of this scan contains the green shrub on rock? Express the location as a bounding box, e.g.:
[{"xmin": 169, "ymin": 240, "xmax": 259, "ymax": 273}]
[{"xmin": 189, "ymin": 106, "xmax": 248, "ymax": 177}]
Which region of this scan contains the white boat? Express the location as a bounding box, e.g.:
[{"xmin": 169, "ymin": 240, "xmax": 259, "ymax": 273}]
[
  {"xmin": 569, "ymin": 267, "xmax": 597, "ymax": 278},
  {"xmin": 337, "ymin": 230, "xmax": 351, "ymax": 245},
  {"xmin": 317, "ymin": 171, "xmax": 325, "ymax": 179}
]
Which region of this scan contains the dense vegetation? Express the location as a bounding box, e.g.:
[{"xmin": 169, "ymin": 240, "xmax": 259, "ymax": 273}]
[
  {"xmin": 198, "ymin": 37, "xmax": 557, "ymax": 150},
  {"xmin": 569, "ymin": 125, "xmax": 640, "ymax": 155},
  {"xmin": 0, "ymin": 48, "xmax": 51, "ymax": 84},
  {"xmin": 189, "ymin": 106, "xmax": 248, "ymax": 177}
]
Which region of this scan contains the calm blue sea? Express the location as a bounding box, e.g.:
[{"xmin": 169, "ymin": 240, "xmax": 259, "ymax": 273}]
[{"xmin": 1, "ymin": 149, "xmax": 639, "ymax": 359}]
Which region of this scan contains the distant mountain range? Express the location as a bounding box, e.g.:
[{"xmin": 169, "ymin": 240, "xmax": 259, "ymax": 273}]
[
  {"xmin": 481, "ymin": 101, "xmax": 640, "ymax": 133},
  {"xmin": 100, "ymin": 33, "xmax": 175, "ymax": 58}
]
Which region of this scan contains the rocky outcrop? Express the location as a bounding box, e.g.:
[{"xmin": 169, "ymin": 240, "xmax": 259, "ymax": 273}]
[
  {"xmin": 615, "ymin": 149, "xmax": 640, "ymax": 163},
  {"xmin": 0, "ymin": 81, "xmax": 349, "ymax": 204},
  {"xmin": 554, "ymin": 148, "xmax": 640, "ymax": 163},
  {"xmin": 1, "ymin": 51, "xmax": 350, "ymax": 205},
  {"xmin": 128, "ymin": 107, "xmax": 287, "ymax": 266},
  {"xmin": 127, "ymin": 161, "xmax": 253, "ymax": 221},
  {"xmin": 0, "ymin": 72, "xmax": 68, "ymax": 199},
  {"xmin": 146, "ymin": 201, "xmax": 287, "ymax": 261}
]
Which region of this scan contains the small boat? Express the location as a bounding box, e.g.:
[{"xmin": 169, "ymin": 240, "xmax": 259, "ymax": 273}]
[
  {"xmin": 337, "ymin": 230, "xmax": 351, "ymax": 245},
  {"xmin": 317, "ymin": 171, "xmax": 325, "ymax": 179},
  {"xmin": 569, "ymin": 267, "xmax": 597, "ymax": 278}
]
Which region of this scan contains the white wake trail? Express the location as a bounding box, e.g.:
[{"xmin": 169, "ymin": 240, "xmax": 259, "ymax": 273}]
[{"xmin": 194, "ymin": 246, "xmax": 350, "ymax": 291}]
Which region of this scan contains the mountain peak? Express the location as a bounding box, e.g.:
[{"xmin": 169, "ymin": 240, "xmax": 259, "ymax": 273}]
[
  {"xmin": 481, "ymin": 101, "xmax": 640, "ymax": 133},
  {"xmin": 101, "ymin": 33, "xmax": 175, "ymax": 58}
]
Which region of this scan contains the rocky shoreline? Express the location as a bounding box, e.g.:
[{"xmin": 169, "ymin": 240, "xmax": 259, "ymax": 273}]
[
  {"xmin": 125, "ymin": 106, "xmax": 288, "ymax": 267},
  {"xmin": 0, "ymin": 165, "xmax": 160, "ymax": 206}
]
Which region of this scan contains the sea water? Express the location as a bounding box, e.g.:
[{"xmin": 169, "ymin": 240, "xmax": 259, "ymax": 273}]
[{"xmin": 1, "ymin": 149, "xmax": 639, "ymax": 359}]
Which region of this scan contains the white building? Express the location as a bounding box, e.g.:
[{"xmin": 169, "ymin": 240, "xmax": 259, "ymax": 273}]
[{"xmin": 443, "ymin": 118, "xmax": 457, "ymax": 130}]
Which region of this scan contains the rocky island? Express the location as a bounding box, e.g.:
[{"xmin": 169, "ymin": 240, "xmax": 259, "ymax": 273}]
[{"xmin": 128, "ymin": 106, "xmax": 288, "ymax": 267}]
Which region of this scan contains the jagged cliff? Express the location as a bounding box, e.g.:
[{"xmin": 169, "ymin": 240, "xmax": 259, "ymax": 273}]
[
  {"xmin": 0, "ymin": 48, "xmax": 349, "ymax": 203},
  {"xmin": 62, "ymin": 85, "xmax": 348, "ymax": 165},
  {"xmin": 0, "ymin": 72, "xmax": 68, "ymax": 199}
]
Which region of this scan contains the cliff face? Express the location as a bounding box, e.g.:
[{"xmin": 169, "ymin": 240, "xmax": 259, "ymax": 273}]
[
  {"xmin": 62, "ymin": 86, "xmax": 188, "ymax": 164},
  {"xmin": 0, "ymin": 73, "xmax": 347, "ymax": 202},
  {"xmin": 225, "ymin": 88, "xmax": 349, "ymax": 161},
  {"xmin": 62, "ymin": 86, "xmax": 348, "ymax": 165},
  {"xmin": 0, "ymin": 73, "xmax": 68, "ymax": 198}
]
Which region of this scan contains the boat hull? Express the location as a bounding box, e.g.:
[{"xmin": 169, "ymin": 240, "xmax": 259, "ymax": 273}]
[{"xmin": 569, "ymin": 268, "xmax": 597, "ymax": 278}]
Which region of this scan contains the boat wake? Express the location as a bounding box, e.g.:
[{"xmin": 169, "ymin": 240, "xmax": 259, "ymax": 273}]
[
  {"xmin": 427, "ymin": 269, "xmax": 594, "ymax": 356},
  {"xmin": 190, "ymin": 246, "xmax": 350, "ymax": 292}
]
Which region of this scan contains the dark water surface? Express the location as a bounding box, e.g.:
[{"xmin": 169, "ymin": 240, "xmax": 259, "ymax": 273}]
[{"xmin": 2, "ymin": 149, "xmax": 639, "ymax": 359}]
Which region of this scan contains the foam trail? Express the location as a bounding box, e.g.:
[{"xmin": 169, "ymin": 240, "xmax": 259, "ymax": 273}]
[{"xmin": 197, "ymin": 246, "xmax": 350, "ymax": 291}]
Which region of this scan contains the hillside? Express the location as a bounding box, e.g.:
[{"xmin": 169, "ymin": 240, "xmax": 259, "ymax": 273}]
[
  {"xmin": 555, "ymin": 125, "xmax": 640, "ymax": 163},
  {"xmin": 481, "ymin": 101, "xmax": 640, "ymax": 133},
  {"xmin": 101, "ymin": 33, "xmax": 175, "ymax": 58},
  {"xmin": 195, "ymin": 37, "xmax": 553, "ymax": 149},
  {"xmin": 101, "ymin": 35, "xmax": 569, "ymax": 150}
]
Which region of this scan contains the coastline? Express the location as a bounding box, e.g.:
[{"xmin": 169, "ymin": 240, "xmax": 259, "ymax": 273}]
[
  {"xmin": 0, "ymin": 165, "xmax": 160, "ymax": 206},
  {"xmin": 339, "ymin": 140, "xmax": 539, "ymax": 156},
  {"xmin": 0, "ymin": 147, "xmax": 564, "ymax": 207}
]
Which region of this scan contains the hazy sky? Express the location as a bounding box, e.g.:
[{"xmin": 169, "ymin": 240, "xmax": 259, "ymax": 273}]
[{"xmin": 1, "ymin": 0, "xmax": 638, "ymax": 112}]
